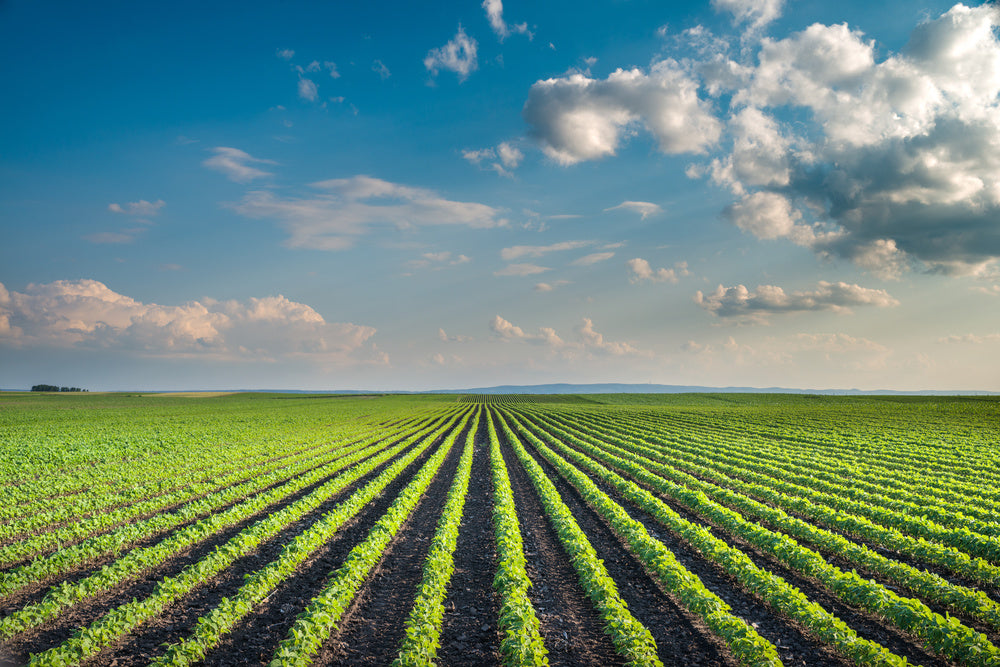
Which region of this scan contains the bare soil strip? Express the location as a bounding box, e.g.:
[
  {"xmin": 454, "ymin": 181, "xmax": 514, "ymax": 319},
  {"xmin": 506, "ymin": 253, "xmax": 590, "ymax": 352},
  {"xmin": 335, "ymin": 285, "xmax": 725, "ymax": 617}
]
[
  {"xmin": 495, "ymin": 418, "xmax": 621, "ymax": 667},
  {"xmin": 314, "ymin": 419, "xmax": 471, "ymax": 666},
  {"xmin": 435, "ymin": 413, "xmax": 503, "ymax": 666}
]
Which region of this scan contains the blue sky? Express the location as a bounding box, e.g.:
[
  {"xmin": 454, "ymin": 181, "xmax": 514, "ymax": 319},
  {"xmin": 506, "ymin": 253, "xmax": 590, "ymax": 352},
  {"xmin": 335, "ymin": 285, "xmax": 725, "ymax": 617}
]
[{"xmin": 2, "ymin": 0, "xmax": 999, "ymax": 391}]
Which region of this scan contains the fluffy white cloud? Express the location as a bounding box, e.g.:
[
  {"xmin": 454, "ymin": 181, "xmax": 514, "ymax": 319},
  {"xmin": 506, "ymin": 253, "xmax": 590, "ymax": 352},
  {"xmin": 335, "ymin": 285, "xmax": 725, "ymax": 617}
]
[
  {"xmin": 577, "ymin": 317, "xmax": 641, "ymax": 355},
  {"xmin": 482, "ymin": 0, "xmax": 529, "ymax": 40},
  {"xmin": 694, "ymin": 281, "xmax": 898, "ymax": 322},
  {"xmin": 571, "ymin": 252, "xmax": 614, "ymax": 266},
  {"xmin": 232, "ymin": 176, "xmax": 505, "ymax": 250},
  {"xmin": 438, "ymin": 328, "xmax": 473, "ymax": 343},
  {"xmin": 424, "ymin": 26, "xmax": 478, "ymax": 81},
  {"xmin": 494, "ymin": 263, "xmax": 550, "ymax": 277},
  {"xmin": 703, "ymin": 4, "xmax": 1000, "ymax": 276},
  {"xmin": 627, "ymin": 258, "xmax": 690, "ymax": 283},
  {"xmin": 108, "ymin": 200, "xmax": 165, "ymax": 217},
  {"xmin": 203, "ymin": 147, "xmax": 276, "ymax": 183},
  {"xmin": 501, "ymin": 240, "xmax": 592, "ymax": 261},
  {"xmin": 523, "ymin": 60, "xmax": 722, "ymax": 164},
  {"xmin": 0, "ymin": 280, "xmax": 378, "ymax": 362},
  {"xmin": 604, "ymin": 201, "xmax": 662, "ymax": 219},
  {"xmin": 712, "ymin": 0, "xmax": 784, "ymax": 30}
]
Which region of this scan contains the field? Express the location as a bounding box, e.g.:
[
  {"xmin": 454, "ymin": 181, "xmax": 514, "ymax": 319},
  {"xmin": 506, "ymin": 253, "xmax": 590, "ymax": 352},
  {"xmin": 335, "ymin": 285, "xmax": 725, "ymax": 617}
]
[{"xmin": 1, "ymin": 392, "xmax": 999, "ymax": 666}]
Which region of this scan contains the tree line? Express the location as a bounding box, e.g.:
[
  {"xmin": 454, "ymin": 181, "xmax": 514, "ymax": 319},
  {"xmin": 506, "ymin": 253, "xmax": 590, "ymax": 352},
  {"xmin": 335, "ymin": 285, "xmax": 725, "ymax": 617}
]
[{"xmin": 31, "ymin": 385, "xmax": 87, "ymax": 392}]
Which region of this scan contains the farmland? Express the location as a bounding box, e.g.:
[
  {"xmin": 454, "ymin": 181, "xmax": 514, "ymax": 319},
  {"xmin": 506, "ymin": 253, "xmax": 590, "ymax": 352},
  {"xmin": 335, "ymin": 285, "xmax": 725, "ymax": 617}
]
[{"xmin": 1, "ymin": 392, "xmax": 999, "ymax": 666}]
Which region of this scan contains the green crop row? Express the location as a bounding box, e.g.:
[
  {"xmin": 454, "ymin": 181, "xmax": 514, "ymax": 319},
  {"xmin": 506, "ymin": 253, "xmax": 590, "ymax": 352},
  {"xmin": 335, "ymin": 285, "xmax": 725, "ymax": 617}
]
[{"xmin": 268, "ymin": 409, "xmax": 472, "ymax": 666}]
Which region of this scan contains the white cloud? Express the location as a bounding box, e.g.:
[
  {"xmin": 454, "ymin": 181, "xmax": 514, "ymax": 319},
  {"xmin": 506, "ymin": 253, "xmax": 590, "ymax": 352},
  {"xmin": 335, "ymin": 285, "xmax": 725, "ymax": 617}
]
[
  {"xmin": 712, "ymin": 0, "xmax": 784, "ymax": 31},
  {"xmin": 938, "ymin": 333, "xmax": 1000, "ymax": 344},
  {"xmin": 482, "ymin": 0, "xmax": 530, "ymax": 41},
  {"xmin": 463, "ymin": 141, "xmax": 524, "ymax": 175},
  {"xmin": 694, "ymin": 281, "xmax": 899, "ymax": 323},
  {"xmin": 298, "ymin": 77, "xmax": 318, "ymax": 102},
  {"xmin": 627, "ymin": 258, "xmax": 690, "ymax": 283},
  {"xmin": 496, "ymin": 142, "xmax": 523, "ymax": 168},
  {"xmin": 577, "ymin": 317, "xmax": 642, "ymax": 356},
  {"xmin": 490, "ymin": 315, "xmax": 644, "ymax": 356},
  {"xmin": 324, "ymin": 61, "xmax": 340, "ymax": 78},
  {"xmin": 424, "ymin": 26, "xmax": 478, "ymax": 81},
  {"xmin": 108, "ymin": 200, "xmax": 165, "ymax": 217},
  {"xmin": 534, "ymin": 280, "xmax": 571, "ymax": 292},
  {"xmin": 232, "ymin": 176, "xmax": 505, "ymax": 250},
  {"xmin": 0, "ymin": 280, "xmax": 379, "ymax": 363},
  {"xmin": 523, "ymin": 59, "xmax": 722, "ymax": 164},
  {"xmin": 791, "ymin": 333, "xmax": 888, "ymax": 353},
  {"xmin": 494, "ymin": 263, "xmax": 550, "ymax": 277},
  {"xmin": 439, "ymin": 327, "xmax": 473, "ymax": 343},
  {"xmin": 604, "ymin": 201, "xmax": 662, "ymax": 219},
  {"xmin": 407, "ymin": 251, "xmax": 472, "ymax": 270},
  {"xmin": 203, "ymin": 147, "xmax": 276, "ymax": 183},
  {"xmin": 701, "ymin": 4, "xmax": 1000, "ymax": 277},
  {"xmin": 372, "ymin": 59, "xmax": 391, "ymax": 80},
  {"xmin": 276, "ymin": 49, "xmax": 295, "ymax": 60},
  {"xmin": 501, "ymin": 240, "xmax": 591, "ymax": 261},
  {"xmin": 571, "ymin": 252, "xmax": 614, "ymax": 266}
]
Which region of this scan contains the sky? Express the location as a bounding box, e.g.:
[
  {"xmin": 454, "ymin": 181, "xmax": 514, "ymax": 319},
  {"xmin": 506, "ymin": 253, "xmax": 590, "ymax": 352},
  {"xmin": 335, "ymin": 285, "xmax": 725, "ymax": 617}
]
[{"xmin": 1, "ymin": 0, "xmax": 999, "ymax": 392}]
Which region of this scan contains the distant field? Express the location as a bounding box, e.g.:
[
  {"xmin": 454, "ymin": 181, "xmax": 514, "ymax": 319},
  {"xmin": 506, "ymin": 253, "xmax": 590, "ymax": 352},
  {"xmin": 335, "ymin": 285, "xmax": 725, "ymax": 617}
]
[{"xmin": 1, "ymin": 391, "xmax": 999, "ymax": 666}]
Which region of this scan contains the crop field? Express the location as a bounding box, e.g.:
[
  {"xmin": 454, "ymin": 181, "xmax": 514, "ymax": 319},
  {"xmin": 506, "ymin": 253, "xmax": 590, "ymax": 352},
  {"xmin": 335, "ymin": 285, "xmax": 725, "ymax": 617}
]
[{"xmin": 1, "ymin": 392, "xmax": 999, "ymax": 666}]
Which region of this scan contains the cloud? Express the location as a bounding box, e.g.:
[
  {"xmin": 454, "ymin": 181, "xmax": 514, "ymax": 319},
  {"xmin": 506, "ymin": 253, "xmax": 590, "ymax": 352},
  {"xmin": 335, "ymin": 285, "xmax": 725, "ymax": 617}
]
[
  {"xmin": 407, "ymin": 251, "xmax": 472, "ymax": 270},
  {"xmin": 627, "ymin": 258, "xmax": 690, "ymax": 283},
  {"xmin": 712, "ymin": 0, "xmax": 784, "ymax": 31},
  {"xmin": 109, "ymin": 200, "xmax": 165, "ymax": 217},
  {"xmin": 522, "ymin": 59, "xmax": 722, "ymax": 164},
  {"xmin": 604, "ymin": 201, "xmax": 663, "ymax": 219},
  {"xmin": 534, "ymin": 280, "xmax": 571, "ymax": 292},
  {"xmin": 203, "ymin": 147, "xmax": 276, "ymax": 183},
  {"xmin": 372, "ymin": 59, "xmax": 391, "ymax": 80},
  {"xmin": 84, "ymin": 232, "xmax": 137, "ymax": 245},
  {"xmin": 501, "ymin": 240, "xmax": 592, "ymax": 260},
  {"xmin": 571, "ymin": 252, "xmax": 614, "ymax": 266},
  {"xmin": 699, "ymin": 4, "xmax": 1000, "ymax": 277},
  {"xmin": 491, "ymin": 314, "xmax": 648, "ymax": 357},
  {"xmin": 424, "ymin": 26, "xmax": 478, "ymax": 81},
  {"xmin": 0, "ymin": 280, "xmax": 379, "ymax": 363},
  {"xmin": 938, "ymin": 333, "xmax": 1000, "ymax": 344},
  {"xmin": 791, "ymin": 332, "xmax": 888, "ymax": 353},
  {"xmin": 694, "ymin": 281, "xmax": 899, "ymax": 322},
  {"xmin": 439, "ymin": 327, "xmax": 473, "ymax": 343},
  {"xmin": 232, "ymin": 175, "xmax": 505, "ymax": 250},
  {"xmin": 482, "ymin": 0, "xmax": 530, "ymax": 41},
  {"xmin": 463, "ymin": 141, "xmax": 524, "ymax": 175},
  {"xmin": 298, "ymin": 77, "xmax": 318, "ymax": 102},
  {"xmin": 494, "ymin": 263, "xmax": 550, "ymax": 277},
  {"xmin": 324, "ymin": 61, "xmax": 340, "ymax": 78},
  {"xmin": 276, "ymin": 49, "xmax": 295, "ymax": 60}
]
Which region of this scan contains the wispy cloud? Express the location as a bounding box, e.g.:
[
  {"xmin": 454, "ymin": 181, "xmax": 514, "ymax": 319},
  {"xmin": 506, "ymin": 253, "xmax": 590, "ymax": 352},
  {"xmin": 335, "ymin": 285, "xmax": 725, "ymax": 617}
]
[
  {"xmin": 571, "ymin": 252, "xmax": 614, "ymax": 266},
  {"xmin": 604, "ymin": 201, "xmax": 662, "ymax": 219},
  {"xmin": 232, "ymin": 175, "xmax": 505, "ymax": 250},
  {"xmin": 494, "ymin": 263, "xmax": 550, "ymax": 277},
  {"xmin": 482, "ymin": 0, "xmax": 530, "ymax": 41},
  {"xmin": 109, "ymin": 200, "xmax": 165, "ymax": 217},
  {"xmin": 203, "ymin": 147, "xmax": 276, "ymax": 183},
  {"xmin": 372, "ymin": 59, "xmax": 391, "ymax": 80},
  {"xmin": 501, "ymin": 240, "xmax": 591, "ymax": 261}
]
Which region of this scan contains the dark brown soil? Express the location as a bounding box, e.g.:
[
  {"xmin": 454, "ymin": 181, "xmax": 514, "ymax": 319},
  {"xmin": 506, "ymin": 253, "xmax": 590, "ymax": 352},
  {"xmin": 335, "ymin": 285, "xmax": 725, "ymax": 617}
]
[
  {"xmin": 435, "ymin": 410, "xmax": 502, "ymax": 666},
  {"xmin": 493, "ymin": 412, "xmax": 623, "ymax": 667},
  {"xmin": 314, "ymin": 416, "xmax": 472, "ymax": 665}
]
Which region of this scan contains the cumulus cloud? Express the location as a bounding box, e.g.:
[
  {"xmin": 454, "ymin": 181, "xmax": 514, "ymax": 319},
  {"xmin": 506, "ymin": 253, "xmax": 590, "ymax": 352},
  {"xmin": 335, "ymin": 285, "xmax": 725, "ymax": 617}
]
[
  {"xmin": 523, "ymin": 59, "xmax": 722, "ymax": 164},
  {"xmin": 482, "ymin": 0, "xmax": 530, "ymax": 40},
  {"xmin": 0, "ymin": 280, "xmax": 379, "ymax": 363},
  {"xmin": 203, "ymin": 147, "xmax": 276, "ymax": 183},
  {"xmin": 231, "ymin": 175, "xmax": 505, "ymax": 250},
  {"xmin": 577, "ymin": 317, "xmax": 641, "ymax": 355},
  {"xmin": 701, "ymin": 4, "xmax": 1000, "ymax": 277},
  {"xmin": 627, "ymin": 258, "xmax": 690, "ymax": 283},
  {"xmin": 494, "ymin": 263, "xmax": 550, "ymax": 277},
  {"xmin": 571, "ymin": 252, "xmax": 614, "ymax": 266},
  {"xmin": 108, "ymin": 200, "xmax": 165, "ymax": 217},
  {"xmin": 712, "ymin": 0, "xmax": 785, "ymax": 31},
  {"xmin": 424, "ymin": 26, "xmax": 478, "ymax": 81},
  {"xmin": 694, "ymin": 281, "xmax": 899, "ymax": 323},
  {"xmin": 604, "ymin": 201, "xmax": 663, "ymax": 219},
  {"xmin": 439, "ymin": 327, "xmax": 473, "ymax": 343},
  {"xmin": 501, "ymin": 240, "xmax": 592, "ymax": 261}
]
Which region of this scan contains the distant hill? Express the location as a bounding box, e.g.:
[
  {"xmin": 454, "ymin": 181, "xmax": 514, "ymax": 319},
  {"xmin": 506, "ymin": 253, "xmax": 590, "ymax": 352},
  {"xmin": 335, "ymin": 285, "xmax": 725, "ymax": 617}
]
[{"xmin": 430, "ymin": 383, "xmax": 995, "ymax": 396}]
